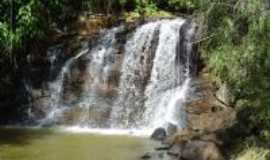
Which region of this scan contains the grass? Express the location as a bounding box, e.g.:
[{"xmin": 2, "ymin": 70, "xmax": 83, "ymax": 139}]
[{"xmin": 232, "ymin": 147, "xmax": 270, "ymax": 160}]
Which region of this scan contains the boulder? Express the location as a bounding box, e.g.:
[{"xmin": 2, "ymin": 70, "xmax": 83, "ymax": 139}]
[
  {"xmin": 141, "ymin": 152, "xmax": 167, "ymax": 160},
  {"xmin": 151, "ymin": 127, "xmax": 167, "ymax": 141},
  {"xmin": 167, "ymin": 144, "xmax": 181, "ymax": 157},
  {"xmin": 155, "ymin": 144, "xmax": 171, "ymax": 151},
  {"xmin": 199, "ymin": 133, "xmax": 223, "ymax": 146},
  {"xmin": 141, "ymin": 152, "xmax": 151, "ymax": 159},
  {"xmin": 181, "ymin": 140, "xmax": 224, "ymax": 160},
  {"xmin": 164, "ymin": 128, "xmax": 196, "ymax": 145}
]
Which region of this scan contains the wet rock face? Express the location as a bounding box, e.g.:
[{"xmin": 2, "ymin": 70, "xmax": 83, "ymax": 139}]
[
  {"xmin": 176, "ymin": 19, "xmax": 198, "ymax": 79},
  {"xmin": 28, "ymin": 23, "xmax": 130, "ymax": 123},
  {"xmin": 185, "ymin": 73, "xmax": 236, "ymax": 132},
  {"xmin": 60, "ymin": 106, "xmax": 111, "ymax": 127}
]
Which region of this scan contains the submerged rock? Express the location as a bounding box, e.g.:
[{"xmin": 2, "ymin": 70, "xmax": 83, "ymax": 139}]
[
  {"xmin": 141, "ymin": 153, "xmax": 151, "ymax": 159},
  {"xmin": 155, "ymin": 144, "xmax": 171, "ymax": 151},
  {"xmin": 151, "ymin": 128, "xmax": 167, "ymax": 141},
  {"xmin": 141, "ymin": 151, "xmax": 171, "ymax": 160}
]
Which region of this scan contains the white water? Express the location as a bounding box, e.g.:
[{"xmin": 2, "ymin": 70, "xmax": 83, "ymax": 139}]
[
  {"xmin": 148, "ymin": 78, "xmax": 190, "ymax": 129},
  {"xmin": 40, "ymin": 26, "xmax": 124, "ymax": 126},
  {"xmin": 40, "ymin": 46, "xmax": 89, "ymax": 125},
  {"xmin": 74, "ymin": 26, "xmax": 124, "ymax": 127},
  {"xmin": 62, "ymin": 126, "xmax": 152, "ymax": 137},
  {"xmin": 142, "ymin": 19, "xmax": 187, "ymax": 129},
  {"xmin": 35, "ymin": 19, "xmax": 196, "ymax": 135},
  {"xmin": 110, "ymin": 21, "xmax": 161, "ymax": 128}
]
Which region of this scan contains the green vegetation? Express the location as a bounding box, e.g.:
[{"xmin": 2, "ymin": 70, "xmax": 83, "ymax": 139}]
[
  {"xmin": 0, "ymin": 0, "xmax": 137, "ymax": 58},
  {"xmin": 184, "ymin": 0, "xmax": 270, "ymax": 158},
  {"xmin": 201, "ymin": 0, "xmax": 270, "ymax": 134},
  {"xmin": 233, "ymin": 147, "xmax": 270, "ymax": 160},
  {"xmin": 0, "ymin": 0, "xmax": 61, "ymax": 55}
]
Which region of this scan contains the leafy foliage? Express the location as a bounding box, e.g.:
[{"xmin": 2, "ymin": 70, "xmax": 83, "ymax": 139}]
[
  {"xmin": 233, "ymin": 146, "xmax": 270, "ymax": 160},
  {"xmin": 0, "ymin": 0, "xmax": 135, "ymax": 57},
  {"xmin": 197, "ymin": 0, "xmax": 270, "ymax": 132},
  {"xmin": 0, "ymin": 0, "xmax": 53, "ymax": 55}
]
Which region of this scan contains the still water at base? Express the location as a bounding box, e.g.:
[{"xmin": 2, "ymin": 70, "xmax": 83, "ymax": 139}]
[{"xmin": 0, "ymin": 127, "xmax": 157, "ymax": 160}]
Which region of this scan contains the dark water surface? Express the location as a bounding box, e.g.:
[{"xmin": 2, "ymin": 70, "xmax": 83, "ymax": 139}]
[{"xmin": 0, "ymin": 127, "xmax": 156, "ymax": 160}]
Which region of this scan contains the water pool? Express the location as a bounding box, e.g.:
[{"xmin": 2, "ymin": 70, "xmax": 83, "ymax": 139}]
[{"xmin": 0, "ymin": 127, "xmax": 156, "ymax": 160}]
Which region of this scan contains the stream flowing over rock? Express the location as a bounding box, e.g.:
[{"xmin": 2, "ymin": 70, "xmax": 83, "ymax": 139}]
[{"xmin": 26, "ymin": 18, "xmax": 198, "ymax": 133}]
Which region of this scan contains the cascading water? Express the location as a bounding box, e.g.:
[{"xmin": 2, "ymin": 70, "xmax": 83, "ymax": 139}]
[
  {"xmin": 74, "ymin": 26, "xmax": 124, "ymax": 127},
  {"xmin": 40, "ymin": 26, "xmax": 124, "ymax": 126},
  {"xmin": 33, "ymin": 18, "xmax": 196, "ymax": 135},
  {"xmin": 110, "ymin": 21, "xmax": 160, "ymax": 128},
  {"xmin": 40, "ymin": 45, "xmax": 89, "ymax": 125},
  {"xmin": 142, "ymin": 19, "xmax": 187, "ymax": 129}
]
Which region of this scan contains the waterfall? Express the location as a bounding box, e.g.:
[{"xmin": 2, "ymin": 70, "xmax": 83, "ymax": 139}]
[
  {"xmin": 110, "ymin": 21, "xmax": 161, "ymax": 128},
  {"xmin": 142, "ymin": 19, "xmax": 188, "ymax": 129},
  {"xmin": 40, "ymin": 45, "xmax": 89, "ymax": 125},
  {"xmin": 142, "ymin": 19, "xmax": 196, "ymax": 130},
  {"xmin": 75, "ymin": 26, "xmax": 124, "ymax": 127},
  {"xmin": 33, "ymin": 18, "xmax": 196, "ymax": 134},
  {"xmin": 40, "ymin": 26, "xmax": 124, "ymax": 126}
]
